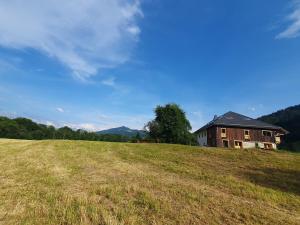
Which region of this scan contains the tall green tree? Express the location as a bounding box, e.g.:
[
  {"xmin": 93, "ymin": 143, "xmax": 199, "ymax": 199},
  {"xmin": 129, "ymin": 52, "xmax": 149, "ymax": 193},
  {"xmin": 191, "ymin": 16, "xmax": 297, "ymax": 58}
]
[{"xmin": 145, "ymin": 104, "xmax": 193, "ymax": 145}]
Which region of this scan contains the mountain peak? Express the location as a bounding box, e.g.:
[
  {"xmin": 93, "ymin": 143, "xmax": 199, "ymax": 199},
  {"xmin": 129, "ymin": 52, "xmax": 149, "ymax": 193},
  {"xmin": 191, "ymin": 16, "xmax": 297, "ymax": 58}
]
[
  {"xmin": 97, "ymin": 126, "xmax": 146, "ymax": 137},
  {"xmin": 119, "ymin": 126, "xmax": 130, "ymax": 129}
]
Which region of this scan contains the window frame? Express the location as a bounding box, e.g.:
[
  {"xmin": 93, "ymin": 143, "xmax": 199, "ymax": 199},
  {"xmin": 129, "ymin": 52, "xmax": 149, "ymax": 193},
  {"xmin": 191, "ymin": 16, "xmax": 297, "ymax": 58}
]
[
  {"xmin": 221, "ymin": 128, "xmax": 227, "ymax": 138},
  {"xmin": 262, "ymin": 130, "xmax": 272, "ymax": 137},
  {"xmin": 275, "ymin": 136, "xmax": 281, "ymax": 144},
  {"xmin": 234, "ymin": 140, "xmax": 243, "ymax": 149},
  {"xmin": 263, "ymin": 142, "xmax": 273, "ymax": 150},
  {"xmin": 244, "ymin": 129, "xmax": 250, "ymax": 140}
]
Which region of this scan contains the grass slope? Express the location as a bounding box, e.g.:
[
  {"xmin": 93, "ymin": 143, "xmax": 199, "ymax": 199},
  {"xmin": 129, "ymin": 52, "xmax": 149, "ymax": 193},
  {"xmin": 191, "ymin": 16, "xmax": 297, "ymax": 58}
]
[{"xmin": 0, "ymin": 139, "xmax": 299, "ymax": 225}]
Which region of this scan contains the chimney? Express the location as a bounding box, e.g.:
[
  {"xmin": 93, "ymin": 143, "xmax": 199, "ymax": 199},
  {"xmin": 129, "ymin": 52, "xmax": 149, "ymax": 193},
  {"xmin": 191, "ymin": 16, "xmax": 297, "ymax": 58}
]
[{"xmin": 213, "ymin": 115, "xmax": 218, "ymax": 120}]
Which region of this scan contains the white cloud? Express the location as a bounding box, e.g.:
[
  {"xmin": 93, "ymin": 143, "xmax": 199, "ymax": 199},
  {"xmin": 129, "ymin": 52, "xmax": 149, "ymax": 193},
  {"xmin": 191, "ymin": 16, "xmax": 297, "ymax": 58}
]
[
  {"xmin": 187, "ymin": 110, "xmax": 208, "ymax": 132},
  {"xmin": 276, "ymin": 1, "xmax": 300, "ymax": 39},
  {"xmin": 248, "ymin": 107, "xmax": 256, "ymax": 112},
  {"xmin": 56, "ymin": 107, "xmax": 64, "ymax": 113},
  {"xmin": 67, "ymin": 123, "xmax": 101, "ymax": 132},
  {"xmin": 75, "ymin": 112, "xmax": 151, "ymax": 131},
  {"xmin": 0, "ymin": 57, "xmax": 22, "ymax": 73},
  {"xmin": 46, "ymin": 121, "xmax": 55, "ymax": 126},
  {"xmin": 0, "ymin": 59, "xmax": 15, "ymax": 73},
  {"xmin": 191, "ymin": 111, "xmax": 203, "ymax": 117},
  {"xmin": 127, "ymin": 26, "xmax": 141, "ymax": 35},
  {"xmin": 101, "ymin": 76, "xmax": 116, "ymax": 87},
  {"xmin": 0, "ymin": 0, "xmax": 142, "ymax": 80}
]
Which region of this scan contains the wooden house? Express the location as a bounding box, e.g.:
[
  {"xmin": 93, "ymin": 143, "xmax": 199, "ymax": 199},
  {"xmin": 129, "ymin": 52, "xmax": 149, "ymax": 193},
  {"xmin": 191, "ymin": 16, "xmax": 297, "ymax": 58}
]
[{"xmin": 194, "ymin": 111, "xmax": 288, "ymax": 150}]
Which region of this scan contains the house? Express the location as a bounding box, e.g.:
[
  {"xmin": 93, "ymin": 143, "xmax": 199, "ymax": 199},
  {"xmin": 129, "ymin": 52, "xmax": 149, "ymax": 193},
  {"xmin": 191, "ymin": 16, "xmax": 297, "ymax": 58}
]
[{"xmin": 194, "ymin": 111, "xmax": 288, "ymax": 150}]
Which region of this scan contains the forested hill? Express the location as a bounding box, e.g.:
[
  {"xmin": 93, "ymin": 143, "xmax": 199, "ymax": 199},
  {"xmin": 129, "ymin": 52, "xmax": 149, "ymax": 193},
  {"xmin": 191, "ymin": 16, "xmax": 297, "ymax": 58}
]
[
  {"xmin": 0, "ymin": 116, "xmax": 131, "ymax": 142},
  {"xmin": 258, "ymin": 104, "xmax": 300, "ymax": 152},
  {"xmin": 97, "ymin": 126, "xmax": 146, "ymax": 137}
]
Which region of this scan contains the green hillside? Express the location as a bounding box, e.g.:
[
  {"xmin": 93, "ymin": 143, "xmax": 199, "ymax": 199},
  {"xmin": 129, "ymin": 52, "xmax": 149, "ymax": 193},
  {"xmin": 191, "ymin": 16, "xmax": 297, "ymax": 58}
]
[
  {"xmin": 97, "ymin": 126, "xmax": 146, "ymax": 138},
  {"xmin": 0, "ymin": 139, "xmax": 299, "ymax": 225},
  {"xmin": 258, "ymin": 104, "xmax": 300, "ymax": 151}
]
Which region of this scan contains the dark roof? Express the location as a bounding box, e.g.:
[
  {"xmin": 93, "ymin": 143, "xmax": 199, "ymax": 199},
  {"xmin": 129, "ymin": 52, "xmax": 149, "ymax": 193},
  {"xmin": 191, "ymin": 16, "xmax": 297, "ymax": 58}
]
[{"xmin": 195, "ymin": 111, "xmax": 288, "ymax": 133}]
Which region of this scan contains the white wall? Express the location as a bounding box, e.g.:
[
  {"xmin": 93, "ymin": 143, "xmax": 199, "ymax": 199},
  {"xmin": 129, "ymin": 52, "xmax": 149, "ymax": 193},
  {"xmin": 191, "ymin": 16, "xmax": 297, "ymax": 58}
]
[
  {"xmin": 243, "ymin": 141, "xmax": 277, "ymax": 150},
  {"xmin": 197, "ymin": 130, "xmax": 207, "ymax": 146},
  {"xmin": 242, "ymin": 141, "xmax": 256, "ymax": 149}
]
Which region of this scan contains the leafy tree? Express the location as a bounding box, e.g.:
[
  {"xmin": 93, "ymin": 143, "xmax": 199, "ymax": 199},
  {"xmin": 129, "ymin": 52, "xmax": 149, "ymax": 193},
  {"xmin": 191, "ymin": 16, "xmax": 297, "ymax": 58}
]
[
  {"xmin": 47, "ymin": 125, "xmax": 56, "ymax": 139},
  {"xmin": 0, "ymin": 118, "xmax": 21, "ymax": 139},
  {"xmin": 135, "ymin": 132, "xmax": 142, "ymax": 141},
  {"xmin": 14, "ymin": 118, "xmax": 40, "ymax": 132},
  {"xmin": 57, "ymin": 127, "xmax": 74, "ymax": 140},
  {"xmin": 145, "ymin": 104, "xmax": 193, "ymax": 145},
  {"xmin": 131, "ymin": 132, "xmax": 142, "ymax": 143}
]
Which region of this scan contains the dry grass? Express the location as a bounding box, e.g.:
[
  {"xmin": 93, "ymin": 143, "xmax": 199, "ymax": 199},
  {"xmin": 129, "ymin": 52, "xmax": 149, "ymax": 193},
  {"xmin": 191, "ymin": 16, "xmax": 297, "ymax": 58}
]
[{"xmin": 0, "ymin": 139, "xmax": 299, "ymax": 225}]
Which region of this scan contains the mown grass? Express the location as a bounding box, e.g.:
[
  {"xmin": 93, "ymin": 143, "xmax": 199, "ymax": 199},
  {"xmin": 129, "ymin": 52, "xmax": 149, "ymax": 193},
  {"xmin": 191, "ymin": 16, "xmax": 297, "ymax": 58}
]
[{"xmin": 0, "ymin": 139, "xmax": 299, "ymax": 225}]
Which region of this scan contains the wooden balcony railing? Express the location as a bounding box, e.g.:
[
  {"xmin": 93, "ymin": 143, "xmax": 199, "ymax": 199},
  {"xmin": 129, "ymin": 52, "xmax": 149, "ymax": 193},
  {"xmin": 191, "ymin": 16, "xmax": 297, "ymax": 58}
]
[{"xmin": 244, "ymin": 135, "xmax": 250, "ymax": 140}]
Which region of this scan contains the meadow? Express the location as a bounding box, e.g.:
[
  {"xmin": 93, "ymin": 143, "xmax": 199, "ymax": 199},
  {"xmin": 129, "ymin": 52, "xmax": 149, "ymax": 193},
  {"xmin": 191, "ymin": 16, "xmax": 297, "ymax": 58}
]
[{"xmin": 0, "ymin": 139, "xmax": 299, "ymax": 225}]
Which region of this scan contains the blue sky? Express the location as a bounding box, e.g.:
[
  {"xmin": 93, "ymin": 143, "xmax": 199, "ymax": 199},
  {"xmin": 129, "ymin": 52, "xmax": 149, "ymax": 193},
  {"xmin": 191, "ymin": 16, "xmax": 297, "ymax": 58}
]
[{"xmin": 0, "ymin": 0, "xmax": 300, "ymax": 131}]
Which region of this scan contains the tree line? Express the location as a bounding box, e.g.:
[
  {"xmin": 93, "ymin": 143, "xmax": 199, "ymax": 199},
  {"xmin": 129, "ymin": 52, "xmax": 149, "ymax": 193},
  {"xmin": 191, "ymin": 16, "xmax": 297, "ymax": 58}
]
[
  {"xmin": 2, "ymin": 103, "xmax": 298, "ymax": 149},
  {"xmin": 0, "ymin": 117, "xmax": 132, "ymax": 142},
  {"xmin": 0, "ymin": 104, "xmax": 197, "ymax": 145}
]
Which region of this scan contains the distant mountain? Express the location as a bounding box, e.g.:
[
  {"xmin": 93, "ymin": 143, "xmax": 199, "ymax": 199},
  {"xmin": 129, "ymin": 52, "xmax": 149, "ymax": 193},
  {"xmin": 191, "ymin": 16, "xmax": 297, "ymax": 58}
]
[
  {"xmin": 258, "ymin": 104, "xmax": 300, "ymax": 152},
  {"xmin": 97, "ymin": 126, "xmax": 146, "ymax": 138}
]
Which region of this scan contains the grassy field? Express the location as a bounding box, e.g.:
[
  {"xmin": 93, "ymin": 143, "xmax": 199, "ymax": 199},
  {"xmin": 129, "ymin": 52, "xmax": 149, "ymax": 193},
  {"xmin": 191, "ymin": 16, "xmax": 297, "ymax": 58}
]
[{"xmin": 0, "ymin": 139, "xmax": 299, "ymax": 225}]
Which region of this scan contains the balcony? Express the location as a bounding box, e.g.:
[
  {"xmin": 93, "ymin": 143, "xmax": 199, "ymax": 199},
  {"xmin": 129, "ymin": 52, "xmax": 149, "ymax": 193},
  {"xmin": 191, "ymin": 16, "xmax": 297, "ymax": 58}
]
[{"xmin": 244, "ymin": 134, "xmax": 250, "ymax": 140}]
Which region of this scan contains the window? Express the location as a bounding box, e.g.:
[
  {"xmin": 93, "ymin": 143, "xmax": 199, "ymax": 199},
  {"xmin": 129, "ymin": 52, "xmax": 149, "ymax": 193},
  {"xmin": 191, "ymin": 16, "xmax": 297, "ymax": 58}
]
[
  {"xmin": 264, "ymin": 143, "xmax": 273, "ymax": 150},
  {"xmin": 221, "ymin": 128, "xmax": 226, "ymax": 138},
  {"xmin": 262, "ymin": 130, "xmax": 272, "ymax": 137},
  {"xmin": 275, "ymin": 136, "xmax": 281, "ymax": 144},
  {"xmin": 244, "ymin": 130, "xmax": 250, "ymax": 140},
  {"xmin": 234, "ymin": 141, "xmax": 243, "ymax": 149}
]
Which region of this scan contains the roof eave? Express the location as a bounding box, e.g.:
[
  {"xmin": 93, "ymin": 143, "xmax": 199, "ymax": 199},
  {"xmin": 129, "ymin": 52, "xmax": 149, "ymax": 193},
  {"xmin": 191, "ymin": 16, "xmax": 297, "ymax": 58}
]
[{"xmin": 194, "ymin": 124, "xmax": 289, "ymax": 134}]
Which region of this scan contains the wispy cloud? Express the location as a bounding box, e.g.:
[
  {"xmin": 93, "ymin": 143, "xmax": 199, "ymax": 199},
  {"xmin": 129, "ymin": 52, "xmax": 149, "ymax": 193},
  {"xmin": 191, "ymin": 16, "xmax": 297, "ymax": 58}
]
[
  {"xmin": 188, "ymin": 110, "xmax": 207, "ymax": 131},
  {"xmin": 46, "ymin": 121, "xmax": 55, "ymax": 126},
  {"xmin": 62, "ymin": 113, "xmax": 150, "ymax": 131},
  {"xmin": 0, "ymin": 57, "xmax": 22, "ymax": 73},
  {"xmin": 64, "ymin": 123, "xmax": 101, "ymax": 132},
  {"xmin": 0, "ymin": 0, "xmax": 142, "ymax": 80},
  {"xmin": 248, "ymin": 107, "xmax": 256, "ymax": 112},
  {"xmin": 101, "ymin": 76, "xmax": 116, "ymax": 87},
  {"xmin": 77, "ymin": 111, "xmax": 152, "ymax": 131},
  {"xmin": 276, "ymin": 1, "xmax": 300, "ymax": 39},
  {"xmin": 191, "ymin": 111, "xmax": 203, "ymax": 117},
  {"xmin": 56, "ymin": 107, "xmax": 64, "ymax": 113}
]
